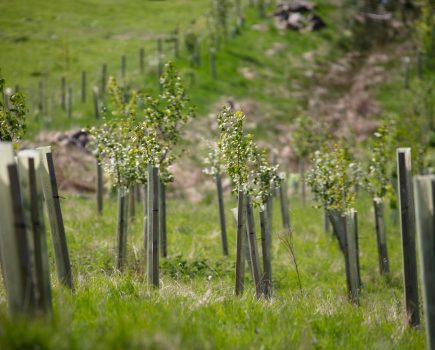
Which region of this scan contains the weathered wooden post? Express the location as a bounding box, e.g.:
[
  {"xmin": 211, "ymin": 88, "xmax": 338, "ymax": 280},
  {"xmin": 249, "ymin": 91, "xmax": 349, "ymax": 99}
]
[
  {"xmin": 37, "ymin": 147, "xmax": 73, "ymax": 289},
  {"xmin": 259, "ymin": 203, "xmax": 272, "ymax": 298},
  {"xmin": 81, "ymin": 70, "xmax": 86, "ymax": 103},
  {"xmin": 234, "ymin": 190, "xmax": 246, "ymax": 295},
  {"xmin": 216, "ymin": 173, "xmax": 228, "ymax": 256},
  {"xmin": 17, "ymin": 151, "xmax": 52, "ymax": 316},
  {"xmin": 0, "ymin": 143, "xmax": 34, "ymax": 316},
  {"xmin": 159, "ymin": 180, "xmax": 167, "ymax": 258},
  {"xmin": 210, "ymin": 47, "xmax": 217, "ymax": 80},
  {"xmin": 414, "ymin": 176, "xmax": 435, "ymax": 349},
  {"xmin": 279, "ymin": 175, "xmax": 290, "ymax": 231},
  {"xmin": 116, "ymin": 187, "xmax": 129, "ymax": 271},
  {"xmin": 101, "ymin": 63, "xmax": 107, "ymax": 95},
  {"xmin": 139, "ymin": 48, "xmax": 145, "ymax": 74},
  {"xmin": 147, "ymin": 165, "xmax": 160, "ymax": 287},
  {"xmin": 344, "ymin": 210, "xmax": 360, "ymax": 304},
  {"xmin": 67, "ymin": 86, "xmax": 72, "ymax": 119},
  {"xmin": 60, "ymin": 76, "xmax": 66, "ymax": 110},
  {"xmin": 397, "ymin": 148, "xmax": 420, "ymax": 327},
  {"xmin": 373, "ymin": 198, "xmax": 389, "ymax": 275},
  {"xmin": 96, "ymin": 159, "xmax": 103, "ymax": 215},
  {"xmin": 246, "ymin": 196, "xmax": 262, "ymax": 299},
  {"xmin": 92, "ymin": 86, "xmax": 100, "ymax": 120},
  {"xmin": 38, "ymin": 81, "xmax": 44, "ymax": 114}
]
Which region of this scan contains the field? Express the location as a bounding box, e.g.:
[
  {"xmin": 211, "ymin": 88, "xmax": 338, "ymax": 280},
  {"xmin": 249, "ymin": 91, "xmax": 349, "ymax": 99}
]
[
  {"xmin": 0, "ymin": 192, "xmax": 425, "ymax": 349},
  {"xmin": 0, "ymin": 0, "xmax": 433, "ymax": 349}
]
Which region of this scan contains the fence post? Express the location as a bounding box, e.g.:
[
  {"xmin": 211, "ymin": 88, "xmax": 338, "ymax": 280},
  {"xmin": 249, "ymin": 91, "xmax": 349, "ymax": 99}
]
[
  {"xmin": 344, "ymin": 210, "xmax": 360, "ymax": 304},
  {"xmin": 147, "ymin": 165, "xmax": 160, "ymax": 287},
  {"xmin": 67, "ymin": 86, "xmax": 72, "ymax": 119},
  {"xmin": 234, "ymin": 190, "xmax": 246, "ymax": 295},
  {"xmin": 279, "ymin": 175, "xmax": 290, "ymax": 231},
  {"xmin": 373, "ymin": 197, "xmax": 389, "ymax": 275},
  {"xmin": 60, "ymin": 76, "xmax": 66, "ymax": 110},
  {"xmin": 116, "ymin": 187, "xmax": 128, "ymax": 271},
  {"xmin": 81, "ymin": 71, "xmax": 86, "ymax": 103},
  {"xmin": 159, "ymin": 180, "xmax": 167, "ymax": 258},
  {"xmin": 101, "ymin": 63, "xmax": 107, "ymax": 95},
  {"xmin": 96, "ymin": 159, "xmax": 103, "ymax": 215},
  {"xmin": 260, "ymin": 203, "xmax": 272, "ymax": 298},
  {"xmin": 246, "ymin": 196, "xmax": 262, "ymax": 299},
  {"xmin": 36, "ymin": 147, "xmax": 73, "ymax": 289},
  {"xmin": 414, "ymin": 176, "xmax": 435, "ymax": 349},
  {"xmin": 92, "ymin": 87, "xmax": 100, "ymax": 120},
  {"xmin": 216, "ymin": 173, "xmax": 228, "ymax": 256},
  {"xmin": 397, "ymin": 148, "xmax": 420, "ymax": 327}
]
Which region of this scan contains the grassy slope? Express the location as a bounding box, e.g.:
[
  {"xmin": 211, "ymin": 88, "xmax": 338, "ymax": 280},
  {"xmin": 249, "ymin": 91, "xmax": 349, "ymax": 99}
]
[
  {"xmin": 0, "ymin": 0, "xmax": 337, "ymax": 139},
  {"xmin": 0, "ymin": 0, "xmax": 429, "ymax": 349}
]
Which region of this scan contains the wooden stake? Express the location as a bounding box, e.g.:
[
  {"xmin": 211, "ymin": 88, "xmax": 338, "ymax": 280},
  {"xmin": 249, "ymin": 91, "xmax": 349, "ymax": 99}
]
[
  {"xmin": 267, "ymin": 192, "xmax": 273, "ymax": 234},
  {"xmin": 147, "ymin": 166, "xmax": 159, "ymax": 287},
  {"xmin": 116, "ymin": 187, "xmax": 128, "ymax": 271},
  {"xmin": 67, "ymin": 86, "xmax": 72, "ymax": 119},
  {"xmin": 414, "ymin": 176, "xmax": 435, "ymax": 349},
  {"xmin": 38, "ymin": 81, "xmax": 44, "ymax": 114},
  {"xmin": 260, "ymin": 204, "xmax": 272, "ymax": 298},
  {"xmin": 234, "ymin": 191, "xmax": 246, "ymax": 295},
  {"xmin": 397, "ymin": 148, "xmax": 420, "ymax": 327},
  {"xmin": 101, "ymin": 63, "xmax": 107, "ymax": 95},
  {"xmin": 36, "ymin": 148, "xmax": 73, "ymax": 289},
  {"xmin": 246, "ymin": 196, "xmax": 262, "ymax": 299},
  {"xmin": 60, "ymin": 76, "xmax": 66, "ymax": 110},
  {"xmin": 159, "ymin": 180, "xmax": 167, "ymax": 258},
  {"xmin": 81, "ymin": 70, "xmax": 86, "ymax": 103},
  {"xmin": 373, "ymin": 197, "xmax": 389, "ymax": 275},
  {"xmin": 96, "ymin": 159, "xmax": 103, "ymax": 215},
  {"xmin": 279, "ymin": 177, "xmax": 290, "ymax": 231},
  {"xmin": 216, "ymin": 173, "xmax": 228, "ymax": 256},
  {"xmin": 92, "ymin": 87, "xmax": 100, "ymax": 120},
  {"xmin": 344, "ymin": 209, "xmax": 360, "ymax": 304}
]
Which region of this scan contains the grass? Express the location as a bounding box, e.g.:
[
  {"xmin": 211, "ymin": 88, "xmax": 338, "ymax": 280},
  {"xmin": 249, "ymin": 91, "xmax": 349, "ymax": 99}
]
[
  {"xmin": 0, "ymin": 0, "xmax": 341, "ymax": 139},
  {"xmin": 0, "ymin": 188, "xmax": 426, "ymax": 349}
]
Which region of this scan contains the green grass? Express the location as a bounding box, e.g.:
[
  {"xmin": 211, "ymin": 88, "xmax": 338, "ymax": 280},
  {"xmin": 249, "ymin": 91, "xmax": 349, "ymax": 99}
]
[
  {"xmin": 0, "ymin": 0, "xmax": 341, "ymax": 139},
  {"xmin": 0, "ymin": 189, "xmax": 425, "ymax": 349}
]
